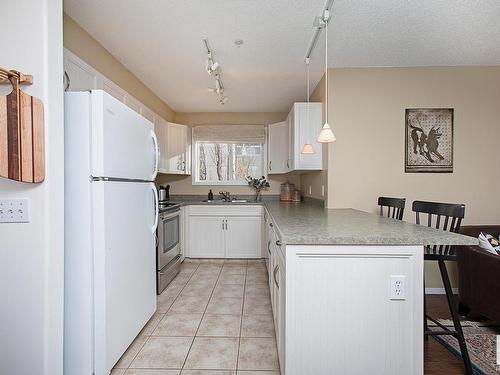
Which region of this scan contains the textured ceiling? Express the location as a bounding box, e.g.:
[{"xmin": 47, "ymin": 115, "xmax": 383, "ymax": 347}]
[{"xmin": 64, "ymin": 0, "xmax": 500, "ymax": 112}]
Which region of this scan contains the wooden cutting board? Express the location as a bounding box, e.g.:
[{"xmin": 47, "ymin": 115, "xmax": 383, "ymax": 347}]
[{"xmin": 0, "ymin": 76, "xmax": 44, "ymax": 183}]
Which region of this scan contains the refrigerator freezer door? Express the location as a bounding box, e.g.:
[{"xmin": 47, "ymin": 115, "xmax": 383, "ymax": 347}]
[
  {"xmin": 92, "ymin": 181, "xmax": 158, "ymax": 375},
  {"xmin": 91, "ymin": 90, "xmax": 158, "ymax": 181}
]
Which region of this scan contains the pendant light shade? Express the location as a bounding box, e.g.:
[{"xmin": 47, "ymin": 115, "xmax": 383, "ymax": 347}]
[
  {"xmin": 316, "ymin": 10, "xmax": 336, "ymax": 144},
  {"xmin": 317, "ymin": 123, "xmax": 336, "ymax": 143},
  {"xmin": 301, "ymin": 143, "xmax": 315, "ymax": 154}
]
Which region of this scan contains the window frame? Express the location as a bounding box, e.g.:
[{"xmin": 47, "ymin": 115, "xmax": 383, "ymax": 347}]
[{"xmin": 191, "ymin": 129, "xmax": 268, "ymax": 186}]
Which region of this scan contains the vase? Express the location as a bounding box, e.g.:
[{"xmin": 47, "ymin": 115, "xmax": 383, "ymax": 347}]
[{"xmin": 254, "ymin": 191, "xmax": 262, "ymax": 202}]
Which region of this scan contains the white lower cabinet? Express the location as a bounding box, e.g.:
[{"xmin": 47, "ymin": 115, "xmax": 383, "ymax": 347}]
[
  {"xmin": 277, "ymin": 250, "xmax": 286, "ymax": 374},
  {"xmin": 188, "ymin": 216, "xmax": 225, "ymax": 258},
  {"xmin": 267, "ymin": 214, "xmax": 286, "ymax": 375},
  {"xmin": 186, "ymin": 206, "xmax": 262, "ymax": 258},
  {"xmin": 225, "ymin": 216, "xmax": 262, "ymax": 258}
]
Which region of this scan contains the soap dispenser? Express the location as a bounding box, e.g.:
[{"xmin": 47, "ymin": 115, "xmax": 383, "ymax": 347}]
[{"xmin": 208, "ymin": 189, "xmax": 214, "ymax": 201}]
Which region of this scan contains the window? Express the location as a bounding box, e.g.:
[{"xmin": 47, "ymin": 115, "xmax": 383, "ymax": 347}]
[
  {"xmin": 192, "ymin": 125, "xmax": 266, "ymax": 185},
  {"xmin": 194, "ymin": 142, "xmax": 264, "ymax": 184}
]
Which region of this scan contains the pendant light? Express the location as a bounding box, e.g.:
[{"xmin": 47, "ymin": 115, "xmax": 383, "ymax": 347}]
[
  {"xmin": 301, "ymin": 58, "xmax": 315, "ymax": 154},
  {"xmin": 317, "ymin": 10, "xmax": 336, "ymax": 143}
]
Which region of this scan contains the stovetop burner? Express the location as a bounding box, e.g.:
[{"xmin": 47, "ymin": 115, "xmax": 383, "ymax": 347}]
[{"xmin": 158, "ymin": 201, "xmax": 181, "ymax": 213}]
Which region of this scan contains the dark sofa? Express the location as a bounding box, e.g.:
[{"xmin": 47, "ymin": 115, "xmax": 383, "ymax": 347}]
[{"xmin": 456, "ymin": 225, "xmax": 500, "ymax": 322}]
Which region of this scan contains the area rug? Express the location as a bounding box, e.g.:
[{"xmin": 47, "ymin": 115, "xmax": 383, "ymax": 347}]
[{"xmin": 428, "ymin": 319, "xmax": 500, "ymax": 374}]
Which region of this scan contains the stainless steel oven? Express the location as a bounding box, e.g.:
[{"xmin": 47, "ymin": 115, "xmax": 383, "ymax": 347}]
[{"xmin": 157, "ymin": 204, "xmax": 182, "ymax": 294}]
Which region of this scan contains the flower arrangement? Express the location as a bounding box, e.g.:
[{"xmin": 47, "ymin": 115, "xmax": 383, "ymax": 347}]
[{"xmin": 246, "ymin": 176, "xmax": 270, "ymax": 202}]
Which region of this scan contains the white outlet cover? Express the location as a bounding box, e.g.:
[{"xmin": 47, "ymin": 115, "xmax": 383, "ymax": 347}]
[
  {"xmin": 0, "ymin": 199, "xmax": 30, "ymax": 223},
  {"xmin": 390, "ymin": 275, "xmax": 406, "ymax": 300}
]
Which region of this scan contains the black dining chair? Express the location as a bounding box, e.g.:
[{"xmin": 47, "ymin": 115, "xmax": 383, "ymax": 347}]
[
  {"xmin": 378, "ymin": 197, "xmax": 406, "ymax": 220},
  {"xmin": 412, "ymin": 200, "xmax": 473, "ymax": 375}
]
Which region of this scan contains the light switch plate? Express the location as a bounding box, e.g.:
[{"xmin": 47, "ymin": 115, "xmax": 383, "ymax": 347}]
[{"xmin": 0, "ymin": 199, "xmax": 30, "ymax": 223}]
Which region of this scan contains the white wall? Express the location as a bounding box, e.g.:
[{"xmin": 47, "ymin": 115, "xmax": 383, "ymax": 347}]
[{"xmin": 0, "ymin": 1, "xmax": 64, "ymax": 374}]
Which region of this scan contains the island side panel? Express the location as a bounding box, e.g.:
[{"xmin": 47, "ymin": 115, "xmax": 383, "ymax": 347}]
[{"xmin": 286, "ymin": 245, "xmax": 423, "ymax": 375}]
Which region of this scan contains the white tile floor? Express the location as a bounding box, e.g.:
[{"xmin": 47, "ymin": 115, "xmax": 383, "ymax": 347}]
[{"xmin": 112, "ymin": 259, "xmax": 280, "ymax": 375}]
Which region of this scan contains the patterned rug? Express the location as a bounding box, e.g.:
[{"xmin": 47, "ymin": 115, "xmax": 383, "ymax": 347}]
[{"xmin": 428, "ymin": 319, "xmax": 500, "ymax": 374}]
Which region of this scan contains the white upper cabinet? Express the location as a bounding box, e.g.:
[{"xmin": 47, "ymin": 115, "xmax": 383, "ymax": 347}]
[
  {"xmin": 64, "ymin": 55, "xmax": 99, "ymax": 91},
  {"xmin": 154, "ymin": 117, "xmax": 169, "ymax": 174},
  {"xmin": 268, "ymin": 121, "xmax": 289, "ymax": 174},
  {"xmin": 154, "ymin": 120, "xmax": 191, "ymax": 175},
  {"xmin": 166, "ymin": 122, "xmax": 191, "ymax": 174},
  {"xmin": 290, "ymin": 102, "xmax": 323, "ymax": 171},
  {"xmin": 268, "ymin": 102, "xmax": 323, "ymax": 174}
]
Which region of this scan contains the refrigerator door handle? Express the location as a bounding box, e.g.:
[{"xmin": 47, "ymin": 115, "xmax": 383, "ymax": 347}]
[
  {"xmin": 151, "ymin": 184, "xmax": 159, "ymax": 233},
  {"xmin": 151, "ymin": 129, "xmax": 159, "ymax": 180}
]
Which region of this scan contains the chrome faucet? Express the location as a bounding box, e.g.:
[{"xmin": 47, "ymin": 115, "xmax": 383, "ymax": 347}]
[{"xmin": 219, "ymin": 191, "xmax": 231, "ymax": 202}]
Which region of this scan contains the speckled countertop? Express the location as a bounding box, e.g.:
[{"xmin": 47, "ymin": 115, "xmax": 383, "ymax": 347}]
[
  {"xmin": 169, "ymin": 195, "xmax": 478, "ymax": 247},
  {"xmin": 263, "ymin": 201, "xmax": 478, "ymax": 246}
]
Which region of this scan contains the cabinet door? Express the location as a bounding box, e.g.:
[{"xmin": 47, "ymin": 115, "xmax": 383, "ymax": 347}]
[
  {"xmin": 287, "ymin": 110, "xmax": 294, "ymax": 171},
  {"xmin": 225, "ymin": 216, "xmax": 262, "ymax": 258},
  {"xmin": 64, "ymin": 53, "xmax": 99, "ymax": 91},
  {"xmin": 154, "ymin": 118, "xmax": 168, "ymax": 173},
  {"xmin": 277, "ymin": 251, "xmax": 286, "ymax": 373},
  {"xmin": 188, "ymin": 216, "xmax": 225, "ymax": 258},
  {"xmin": 269, "ymin": 244, "xmax": 275, "ymax": 310},
  {"xmin": 184, "ymin": 127, "xmax": 192, "ymax": 175},
  {"xmin": 268, "ymin": 121, "xmax": 288, "ymax": 174},
  {"xmin": 293, "ymin": 102, "xmax": 323, "ymax": 170},
  {"xmin": 167, "ymin": 123, "xmax": 186, "ymax": 174}
]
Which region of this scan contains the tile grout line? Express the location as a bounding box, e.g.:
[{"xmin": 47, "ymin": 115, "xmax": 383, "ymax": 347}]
[
  {"xmin": 236, "ymin": 261, "xmax": 249, "ymax": 372},
  {"xmin": 122, "ymin": 261, "xmax": 201, "ymax": 373},
  {"xmin": 179, "ymin": 260, "xmax": 224, "ymax": 372}
]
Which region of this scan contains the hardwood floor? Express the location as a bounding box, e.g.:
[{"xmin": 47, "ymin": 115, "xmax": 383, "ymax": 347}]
[{"xmin": 424, "ymin": 294, "xmax": 467, "ymax": 375}]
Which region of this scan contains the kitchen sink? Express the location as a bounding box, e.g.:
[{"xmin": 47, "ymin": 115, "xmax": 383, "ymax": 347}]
[{"xmin": 202, "ymin": 199, "xmax": 249, "ymax": 203}]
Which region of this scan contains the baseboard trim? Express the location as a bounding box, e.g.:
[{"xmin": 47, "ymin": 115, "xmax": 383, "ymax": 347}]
[{"xmin": 425, "ymin": 287, "xmax": 459, "ymax": 294}]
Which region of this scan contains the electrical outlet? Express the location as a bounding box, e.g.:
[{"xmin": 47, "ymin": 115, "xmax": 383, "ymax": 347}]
[
  {"xmin": 390, "ymin": 275, "xmax": 406, "ymax": 300},
  {"xmin": 0, "ymin": 199, "xmax": 30, "ymax": 223},
  {"xmin": 308, "ymin": 185, "xmax": 312, "ymax": 195},
  {"xmin": 321, "ymin": 185, "xmax": 325, "ymax": 197}
]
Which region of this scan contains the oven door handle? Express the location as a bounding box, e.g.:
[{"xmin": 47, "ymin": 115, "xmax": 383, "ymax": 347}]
[{"xmin": 151, "ymin": 183, "xmax": 159, "ymax": 233}]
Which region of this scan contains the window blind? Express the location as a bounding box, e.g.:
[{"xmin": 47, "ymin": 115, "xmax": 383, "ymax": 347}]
[{"xmin": 193, "ymin": 125, "xmax": 266, "ymax": 143}]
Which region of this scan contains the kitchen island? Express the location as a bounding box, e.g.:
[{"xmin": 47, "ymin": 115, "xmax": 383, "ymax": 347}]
[
  {"xmin": 262, "ymin": 200, "xmax": 476, "ymax": 375},
  {"xmin": 172, "ymin": 197, "xmax": 477, "ymax": 375}
]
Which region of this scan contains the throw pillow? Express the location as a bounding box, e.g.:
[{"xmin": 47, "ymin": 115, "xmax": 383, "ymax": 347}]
[{"xmin": 478, "ymin": 232, "xmax": 500, "ymax": 255}]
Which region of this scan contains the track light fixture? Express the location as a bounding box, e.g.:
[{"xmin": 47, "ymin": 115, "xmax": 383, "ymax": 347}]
[
  {"xmin": 202, "ymin": 37, "xmax": 228, "ymax": 105},
  {"xmin": 206, "ymin": 59, "xmax": 220, "ymax": 76}
]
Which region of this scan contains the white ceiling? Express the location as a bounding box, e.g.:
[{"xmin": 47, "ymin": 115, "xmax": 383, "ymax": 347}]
[{"xmin": 64, "ymin": 0, "xmax": 500, "ymax": 113}]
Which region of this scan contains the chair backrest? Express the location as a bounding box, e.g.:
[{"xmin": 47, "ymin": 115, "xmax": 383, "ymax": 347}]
[
  {"xmin": 378, "ymin": 197, "xmax": 406, "ymax": 220},
  {"xmin": 412, "ymin": 200, "xmax": 466, "ymax": 258}
]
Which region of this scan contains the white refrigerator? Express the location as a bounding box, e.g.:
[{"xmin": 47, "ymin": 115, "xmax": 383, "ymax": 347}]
[{"xmin": 64, "ymin": 90, "xmax": 159, "ymax": 375}]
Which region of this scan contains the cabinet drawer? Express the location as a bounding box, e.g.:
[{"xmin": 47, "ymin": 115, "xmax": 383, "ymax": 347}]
[{"xmin": 188, "ymin": 205, "xmax": 262, "ymax": 217}]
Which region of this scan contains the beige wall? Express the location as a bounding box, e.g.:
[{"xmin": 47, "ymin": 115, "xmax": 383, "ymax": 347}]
[
  {"xmin": 157, "ymin": 112, "xmax": 300, "ymax": 195},
  {"xmin": 175, "ymin": 112, "xmax": 287, "ymax": 126},
  {"xmin": 325, "ymin": 66, "xmax": 500, "ymax": 288},
  {"xmin": 300, "ymin": 75, "xmax": 328, "ymax": 201},
  {"xmin": 63, "ymin": 13, "xmax": 175, "ymax": 121}
]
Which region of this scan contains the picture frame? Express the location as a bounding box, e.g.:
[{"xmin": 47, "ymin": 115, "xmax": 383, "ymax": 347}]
[{"xmin": 405, "ymin": 108, "xmax": 454, "ymax": 173}]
